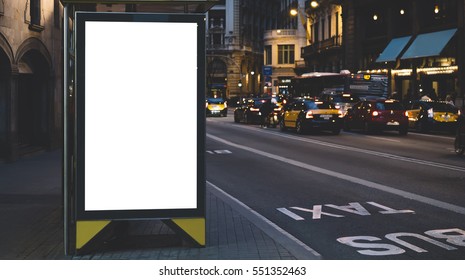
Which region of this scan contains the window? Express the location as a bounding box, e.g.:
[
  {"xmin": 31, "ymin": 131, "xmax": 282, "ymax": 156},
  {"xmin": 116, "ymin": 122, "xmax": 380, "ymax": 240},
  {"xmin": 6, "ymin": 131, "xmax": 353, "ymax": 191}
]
[
  {"xmin": 278, "ymin": 45, "xmax": 295, "ymax": 64},
  {"xmin": 29, "ymin": 0, "xmax": 43, "ymax": 31},
  {"xmin": 31, "ymin": 0, "xmax": 41, "ymax": 25},
  {"xmin": 264, "ymin": 45, "xmax": 272, "ymax": 65}
]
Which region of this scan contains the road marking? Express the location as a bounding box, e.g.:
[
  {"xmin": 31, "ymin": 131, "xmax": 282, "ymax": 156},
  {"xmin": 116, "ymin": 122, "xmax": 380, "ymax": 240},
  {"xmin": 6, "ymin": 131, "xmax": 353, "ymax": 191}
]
[
  {"xmin": 207, "ymin": 181, "xmax": 321, "ymax": 259},
  {"xmin": 279, "ymin": 202, "xmax": 415, "ymax": 220},
  {"xmin": 206, "ymin": 150, "xmax": 232, "ymax": 154},
  {"xmin": 337, "ymin": 228, "xmax": 464, "ymax": 256},
  {"xmin": 207, "ymin": 133, "xmax": 465, "ymax": 216},
  {"xmin": 365, "ymin": 135, "xmax": 401, "ymax": 143},
  {"xmin": 226, "ymin": 125, "xmax": 465, "ymax": 173}
]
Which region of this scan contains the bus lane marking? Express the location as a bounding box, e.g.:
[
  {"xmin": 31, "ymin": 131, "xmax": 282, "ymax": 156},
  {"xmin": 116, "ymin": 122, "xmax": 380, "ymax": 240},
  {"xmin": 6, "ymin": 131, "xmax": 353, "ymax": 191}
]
[
  {"xmin": 207, "ymin": 133, "xmax": 465, "ymax": 216},
  {"xmin": 337, "ymin": 228, "xmax": 465, "ymax": 256},
  {"xmin": 277, "ymin": 201, "xmax": 415, "ymax": 220}
]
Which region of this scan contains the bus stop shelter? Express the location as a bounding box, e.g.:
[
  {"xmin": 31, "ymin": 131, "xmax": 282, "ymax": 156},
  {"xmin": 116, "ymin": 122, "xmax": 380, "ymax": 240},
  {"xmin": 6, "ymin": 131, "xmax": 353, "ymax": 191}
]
[{"xmin": 61, "ymin": 0, "xmax": 217, "ymax": 255}]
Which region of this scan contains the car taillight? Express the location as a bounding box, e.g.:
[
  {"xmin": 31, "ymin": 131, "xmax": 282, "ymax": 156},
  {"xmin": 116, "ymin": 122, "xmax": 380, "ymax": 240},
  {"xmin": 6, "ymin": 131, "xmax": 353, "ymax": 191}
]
[
  {"xmin": 306, "ymin": 111, "xmax": 313, "ymax": 118},
  {"xmin": 250, "ymin": 107, "xmax": 259, "ymax": 112},
  {"xmin": 404, "ymin": 111, "xmax": 409, "ymax": 117},
  {"xmin": 372, "ymin": 111, "xmax": 379, "ymax": 117}
]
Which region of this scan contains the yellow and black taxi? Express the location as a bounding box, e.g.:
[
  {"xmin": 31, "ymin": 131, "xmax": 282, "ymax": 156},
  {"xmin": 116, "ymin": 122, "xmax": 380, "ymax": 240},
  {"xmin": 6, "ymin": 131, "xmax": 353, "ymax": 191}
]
[
  {"xmin": 406, "ymin": 100, "xmax": 460, "ymax": 133},
  {"xmin": 319, "ymin": 91, "xmax": 360, "ymax": 116},
  {"xmin": 206, "ymin": 97, "xmax": 228, "ymax": 117},
  {"xmin": 279, "ymin": 99, "xmax": 343, "ymax": 134}
]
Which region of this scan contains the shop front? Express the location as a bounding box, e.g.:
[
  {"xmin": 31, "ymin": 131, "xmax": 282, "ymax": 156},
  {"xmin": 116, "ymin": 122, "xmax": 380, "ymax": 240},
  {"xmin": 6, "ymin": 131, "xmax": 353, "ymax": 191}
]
[{"xmin": 376, "ymin": 28, "xmax": 462, "ymax": 107}]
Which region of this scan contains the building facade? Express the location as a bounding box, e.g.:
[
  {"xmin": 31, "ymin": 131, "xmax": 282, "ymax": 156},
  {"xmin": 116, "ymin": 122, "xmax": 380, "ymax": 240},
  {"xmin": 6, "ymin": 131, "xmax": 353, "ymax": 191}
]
[
  {"xmin": 0, "ymin": 0, "xmax": 63, "ymax": 162},
  {"xmin": 261, "ymin": 0, "xmax": 308, "ymax": 96},
  {"xmin": 342, "ymin": 0, "xmax": 465, "ymax": 106},
  {"xmin": 206, "ymin": 0, "xmax": 282, "ymax": 99},
  {"xmin": 301, "ymin": 0, "xmax": 343, "ymax": 74}
]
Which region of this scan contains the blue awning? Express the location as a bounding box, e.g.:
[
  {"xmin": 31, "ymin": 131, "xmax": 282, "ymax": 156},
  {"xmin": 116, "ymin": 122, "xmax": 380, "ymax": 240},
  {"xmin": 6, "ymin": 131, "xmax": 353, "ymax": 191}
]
[
  {"xmin": 376, "ymin": 36, "xmax": 412, "ymax": 63},
  {"xmin": 401, "ymin": 28, "xmax": 457, "ymax": 60}
]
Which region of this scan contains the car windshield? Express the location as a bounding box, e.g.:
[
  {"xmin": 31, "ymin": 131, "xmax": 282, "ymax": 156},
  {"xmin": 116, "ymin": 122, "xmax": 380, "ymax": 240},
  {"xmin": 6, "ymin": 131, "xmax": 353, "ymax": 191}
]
[
  {"xmin": 304, "ymin": 101, "xmax": 334, "ymax": 110},
  {"xmin": 375, "ymin": 102, "xmax": 404, "ymax": 110},
  {"xmin": 329, "ymin": 95, "xmax": 360, "ymax": 103},
  {"xmin": 423, "ymin": 102, "xmax": 457, "ymax": 112},
  {"xmin": 254, "ymin": 99, "xmax": 270, "ymax": 106},
  {"xmin": 207, "ymin": 98, "xmax": 225, "ymax": 104}
]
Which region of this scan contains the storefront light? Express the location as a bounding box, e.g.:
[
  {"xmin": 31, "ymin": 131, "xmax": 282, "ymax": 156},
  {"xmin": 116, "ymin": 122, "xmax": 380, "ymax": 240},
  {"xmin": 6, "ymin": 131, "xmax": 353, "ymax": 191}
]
[
  {"xmin": 419, "ymin": 66, "xmax": 458, "ymax": 75},
  {"xmin": 434, "ymin": 5, "xmax": 440, "ymax": 14},
  {"xmin": 400, "ymin": 9, "xmax": 405, "ymax": 15},
  {"xmin": 373, "ymin": 14, "xmax": 378, "ymax": 21},
  {"xmin": 392, "ymin": 69, "xmax": 412, "ymax": 76}
]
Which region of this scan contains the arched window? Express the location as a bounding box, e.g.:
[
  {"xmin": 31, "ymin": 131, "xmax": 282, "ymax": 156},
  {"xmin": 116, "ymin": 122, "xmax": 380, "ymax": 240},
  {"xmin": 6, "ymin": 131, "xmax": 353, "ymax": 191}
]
[{"xmin": 208, "ymin": 59, "xmax": 227, "ymax": 75}]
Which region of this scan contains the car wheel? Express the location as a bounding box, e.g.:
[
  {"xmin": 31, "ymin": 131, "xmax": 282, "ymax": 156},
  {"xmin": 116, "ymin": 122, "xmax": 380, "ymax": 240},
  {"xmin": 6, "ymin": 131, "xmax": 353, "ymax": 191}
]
[
  {"xmin": 279, "ymin": 119, "xmax": 287, "ymax": 131},
  {"xmin": 234, "ymin": 115, "xmax": 240, "ymax": 123},
  {"xmin": 244, "ymin": 113, "xmax": 250, "ymax": 124},
  {"xmin": 296, "ymin": 118, "xmax": 305, "ymax": 134},
  {"xmin": 455, "ymin": 136, "xmax": 465, "ymax": 155}
]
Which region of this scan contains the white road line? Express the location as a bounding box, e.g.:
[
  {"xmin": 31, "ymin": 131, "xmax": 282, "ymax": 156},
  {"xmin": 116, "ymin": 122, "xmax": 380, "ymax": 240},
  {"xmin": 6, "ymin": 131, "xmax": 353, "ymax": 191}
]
[
  {"xmin": 365, "ymin": 135, "xmax": 401, "ymax": 143},
  {"xmin": 207, "ymin": 133, "xmax": 465, "ymax": 216},
  {"xmin": 227, "ymin": 125, "xmax": 465, "ymax": 173},
  {"xmin": 207, "ymin": 181, "xmax": 321, "ymax": 259}
]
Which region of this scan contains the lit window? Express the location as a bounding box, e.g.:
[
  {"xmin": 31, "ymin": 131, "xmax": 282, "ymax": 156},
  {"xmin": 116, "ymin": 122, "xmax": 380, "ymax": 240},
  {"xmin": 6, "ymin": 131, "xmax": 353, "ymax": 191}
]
[{"xmin": 278, "ymin": 45, "xmax": 295, "ymax": 64}]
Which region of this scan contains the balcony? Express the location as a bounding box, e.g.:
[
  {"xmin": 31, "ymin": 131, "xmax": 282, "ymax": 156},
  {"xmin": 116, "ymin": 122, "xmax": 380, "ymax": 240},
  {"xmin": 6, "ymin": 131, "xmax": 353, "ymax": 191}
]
[
  {"xmin": 301, "ymin": 35, "xmax": 342, "ymax": 57},
  {"xmin": 264, "ymin": 29, "xmax": 297, "ymax": 40}
]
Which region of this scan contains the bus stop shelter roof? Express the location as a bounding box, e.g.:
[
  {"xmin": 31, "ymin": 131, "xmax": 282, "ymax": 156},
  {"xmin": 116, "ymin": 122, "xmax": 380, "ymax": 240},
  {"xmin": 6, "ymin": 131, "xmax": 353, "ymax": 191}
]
[{"xmin": 60, "ymin": 0, "xmax": 219, "ymax": 13}]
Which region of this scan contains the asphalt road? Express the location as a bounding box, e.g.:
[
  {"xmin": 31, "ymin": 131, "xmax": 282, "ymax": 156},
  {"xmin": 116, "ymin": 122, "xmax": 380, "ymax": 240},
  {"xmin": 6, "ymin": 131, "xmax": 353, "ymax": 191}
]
[{"xmin": 206, "ymin": 111, "xmax": 465, "ymax": 259}]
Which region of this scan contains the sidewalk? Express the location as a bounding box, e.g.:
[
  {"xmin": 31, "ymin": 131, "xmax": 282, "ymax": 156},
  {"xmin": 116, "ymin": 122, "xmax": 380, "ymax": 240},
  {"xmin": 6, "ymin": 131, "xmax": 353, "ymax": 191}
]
[{"xmin": 0, "ymin": 150, "xmax": 319, "ymax": 260}]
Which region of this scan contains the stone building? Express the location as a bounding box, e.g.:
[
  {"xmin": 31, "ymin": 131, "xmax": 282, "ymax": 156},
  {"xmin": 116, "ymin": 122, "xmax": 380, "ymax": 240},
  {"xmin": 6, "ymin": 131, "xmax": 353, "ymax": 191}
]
[
  {"xmin": 206, "ymin": 0, "xmax": 282, "ymax": 99},
  {"xmin": 0, "ymin": 0, "xmax": 63, "ymax": 162}
]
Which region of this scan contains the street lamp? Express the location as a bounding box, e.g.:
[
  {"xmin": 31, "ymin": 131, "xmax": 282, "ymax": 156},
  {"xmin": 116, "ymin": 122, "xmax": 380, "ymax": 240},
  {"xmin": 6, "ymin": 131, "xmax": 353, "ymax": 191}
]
[
  {"xmin": 310, "ymin": 1, "xmax": 319, "ymax": 8},
  {"xmin": 289, "ymin": 0, "xmax": 312, "ymax": 41}
]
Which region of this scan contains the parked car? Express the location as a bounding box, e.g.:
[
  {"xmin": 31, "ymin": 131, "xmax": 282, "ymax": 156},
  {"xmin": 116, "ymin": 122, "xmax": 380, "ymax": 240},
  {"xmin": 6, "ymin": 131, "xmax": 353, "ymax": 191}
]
[
  {"xmin": 405, "ymin": 100, "xmax": 460, "ymax": 133},
  {"xmin": 279, "ymin": 99, "xmax": 343, "ymax": 134},
  {"xmin": 206, "ymin": 97, "xmax": 228, "ymax": 117},
  {"xmin": 227, "ymin": 96, "xmax": 244, "ymax": 108},
  {"xmin": 319, "ymin": 91, "xmax": 360, "ymax": 116},
  {"xmin": 234, "ymin": 97, "xmax": 269, "ymax": 124},
  {"xmin": 343, "ymin": 99, "xmax": 408, "ymax": 135},
  {"xmin": 455, "ymin": 114, "xmax": 465, "ymax": 155}
]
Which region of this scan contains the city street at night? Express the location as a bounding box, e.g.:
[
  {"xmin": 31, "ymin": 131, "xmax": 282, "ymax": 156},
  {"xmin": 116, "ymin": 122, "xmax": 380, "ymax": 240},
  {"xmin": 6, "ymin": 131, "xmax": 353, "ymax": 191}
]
[{"xmin": 206, "ymin": 112, "xmax": 465, "ymax": 259}]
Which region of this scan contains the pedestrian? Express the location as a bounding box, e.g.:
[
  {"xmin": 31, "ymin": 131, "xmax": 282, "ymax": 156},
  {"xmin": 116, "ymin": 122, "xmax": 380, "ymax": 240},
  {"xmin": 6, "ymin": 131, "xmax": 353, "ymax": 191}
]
[
  {"xmin": 445, "ymin": 95, "xmax": 455, "ymax": 106},
  {"xmin": 259, "ymin": 99, "xmax": 273, "ymax": 128}
]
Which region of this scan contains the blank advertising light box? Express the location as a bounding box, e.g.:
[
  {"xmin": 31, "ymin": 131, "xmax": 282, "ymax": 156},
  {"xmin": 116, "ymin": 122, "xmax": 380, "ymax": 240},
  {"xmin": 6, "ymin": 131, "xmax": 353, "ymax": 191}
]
[{"xmin": 75, "ymin": 12, "xmax": 206, "ymax": 220}]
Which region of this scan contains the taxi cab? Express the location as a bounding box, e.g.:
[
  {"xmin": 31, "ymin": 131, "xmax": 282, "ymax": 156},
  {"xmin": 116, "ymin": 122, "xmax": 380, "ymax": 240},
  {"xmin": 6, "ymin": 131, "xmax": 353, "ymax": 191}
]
[
  {"xmin": 279, "ymin": 99, "xmax": 343, "ymax": 134},
  {"xmin": 206, "ymin": 97, "xmax": 228, "ymax": 117},
  {"xmin": 406, "ymin": 100, "xmax": 460, "ymax": 133},
  {"xmin": 319, "ymin": 91, "xmax": 360, "ymax": 116}
]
